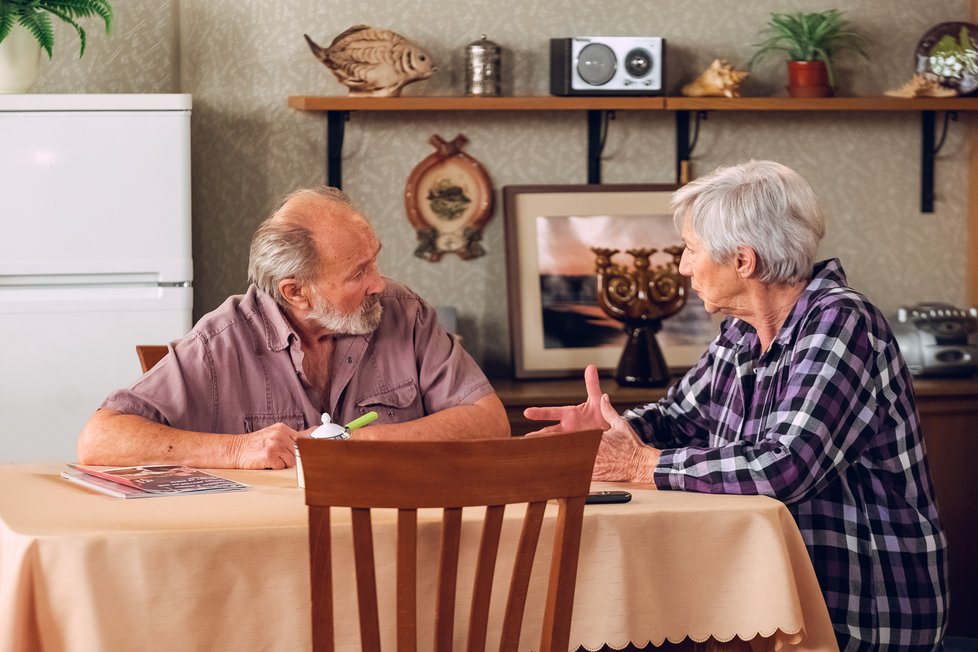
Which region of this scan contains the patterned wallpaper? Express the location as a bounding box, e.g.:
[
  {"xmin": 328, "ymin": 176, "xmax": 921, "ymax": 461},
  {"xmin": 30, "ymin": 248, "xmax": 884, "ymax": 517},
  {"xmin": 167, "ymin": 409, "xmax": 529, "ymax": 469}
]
[{"xmin": 31, "ymin": 0, "xmax": 972, "ymax": 375}]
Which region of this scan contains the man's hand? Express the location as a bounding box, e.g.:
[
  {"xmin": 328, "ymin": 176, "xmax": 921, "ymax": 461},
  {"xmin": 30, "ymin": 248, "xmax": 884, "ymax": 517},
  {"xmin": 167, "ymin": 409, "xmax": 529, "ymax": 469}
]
[
  {"xmin": 592, "ymin": 393, "xmax": 659, "ymax": 483},
  {"xmin": 522, "ymin": 364, "xmax": 609, "ymax": 436},
  {"xmin": 229, "ymin": 423, "xmax": 305, "ymax": 469}
]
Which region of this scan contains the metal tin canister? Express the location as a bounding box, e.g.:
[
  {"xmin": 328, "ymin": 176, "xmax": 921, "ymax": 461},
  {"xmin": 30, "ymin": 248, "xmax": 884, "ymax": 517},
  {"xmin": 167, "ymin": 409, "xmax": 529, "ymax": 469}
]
[{"xmin": 465, "ymin": 35, "xmax": 502, "ymax": 96}]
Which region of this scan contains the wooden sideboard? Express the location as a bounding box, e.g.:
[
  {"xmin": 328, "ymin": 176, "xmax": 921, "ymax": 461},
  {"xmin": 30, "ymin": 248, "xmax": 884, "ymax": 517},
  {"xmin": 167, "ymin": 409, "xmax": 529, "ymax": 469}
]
[{"xmin": 493, "ymin": 374, "xmax": 978, "ymax": 638}]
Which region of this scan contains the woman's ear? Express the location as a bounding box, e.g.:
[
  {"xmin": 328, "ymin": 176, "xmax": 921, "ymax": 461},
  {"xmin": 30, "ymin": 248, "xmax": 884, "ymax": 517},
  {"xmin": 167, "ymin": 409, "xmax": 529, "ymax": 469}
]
[
  {"xmin": 734, "ymin": 246, "xmax": 757, "ymax": 279},
  {"xmin": 279, "ymin": 278, "xmax": 313, "ymax": 311}
]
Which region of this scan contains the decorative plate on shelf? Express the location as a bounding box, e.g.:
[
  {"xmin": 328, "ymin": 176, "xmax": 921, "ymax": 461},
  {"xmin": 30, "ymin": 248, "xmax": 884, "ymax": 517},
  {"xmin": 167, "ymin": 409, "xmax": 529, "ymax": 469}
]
[
  {"xmin": 404, "ymin": 134, "xmax": 494, "ymax": 262},
  {"xmin": 915, "ymin": 21, "xmax": 978, "ymax": 95}
]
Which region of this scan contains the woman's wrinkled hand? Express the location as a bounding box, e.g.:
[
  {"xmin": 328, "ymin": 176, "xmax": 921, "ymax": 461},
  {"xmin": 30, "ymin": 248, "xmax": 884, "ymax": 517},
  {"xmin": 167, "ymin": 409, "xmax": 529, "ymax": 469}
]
[
  {"xmin": 522, "ymin": 364, "xmax": 609, "ymax": 436},
  {"xmin": 592, "ymin": 393, "xmax": 660, "ymax": 483}
]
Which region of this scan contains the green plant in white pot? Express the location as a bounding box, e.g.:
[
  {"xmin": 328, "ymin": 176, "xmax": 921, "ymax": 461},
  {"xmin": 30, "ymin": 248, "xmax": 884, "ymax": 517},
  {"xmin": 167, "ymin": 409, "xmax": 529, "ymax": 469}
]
[
  {"xmin": 749, "ymin": 9, "xmax": 869, "ymax": 97},
  {"xmin": 0, "ymin": 0, "xmax": 113, "ymax": 93}
]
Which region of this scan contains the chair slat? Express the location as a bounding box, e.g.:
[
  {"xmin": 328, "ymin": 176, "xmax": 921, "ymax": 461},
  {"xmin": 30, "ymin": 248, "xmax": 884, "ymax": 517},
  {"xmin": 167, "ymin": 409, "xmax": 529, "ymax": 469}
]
[
  {"xmin": 540, "ymin": 496, "xmax": 587, "ymax": 652},
  {"xmin": 466, "ymin": 504, "xmax": 506, "ymax": 652},
  {"xmin": 309, "ymin": 506, "xmax": 334, "ymax": 652},
  {"xmin": 397, "ymin": 509, "xmax": 419, "ymax": 652},
  {"xmin": 498, "ymin": 500, "xmax": 547, "ymax": 652},
  {"xmin": 352, "ymin": 508, "xmax": 382, "ymax": 652},
  {"xmin": 436, "ymin": 507, "xmax": 463, "ymax": 652}
]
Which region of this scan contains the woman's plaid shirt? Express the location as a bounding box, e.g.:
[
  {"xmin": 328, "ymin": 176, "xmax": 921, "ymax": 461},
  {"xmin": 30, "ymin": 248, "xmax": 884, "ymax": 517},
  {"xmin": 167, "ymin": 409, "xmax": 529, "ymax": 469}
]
[{"xmin": 624, "ymin": 259, "xmax": 947, "ymax": 651}]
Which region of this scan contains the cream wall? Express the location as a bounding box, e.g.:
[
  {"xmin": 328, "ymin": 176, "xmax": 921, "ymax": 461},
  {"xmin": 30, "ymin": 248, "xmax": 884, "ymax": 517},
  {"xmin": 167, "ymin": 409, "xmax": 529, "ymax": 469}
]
[{"xmin": 33, "ymin": 0, "xmax": 971, "ymax": 375}]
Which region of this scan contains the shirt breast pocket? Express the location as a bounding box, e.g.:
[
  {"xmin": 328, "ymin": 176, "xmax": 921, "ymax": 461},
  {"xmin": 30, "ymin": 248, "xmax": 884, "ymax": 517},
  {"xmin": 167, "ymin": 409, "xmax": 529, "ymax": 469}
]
[
  {"xmin": 357, "ymin": 380, "xmax": 422, "ymax": 423},
  {"xmin": 243, "ymin": 413, "xmax": 307, "ymax": 433}
]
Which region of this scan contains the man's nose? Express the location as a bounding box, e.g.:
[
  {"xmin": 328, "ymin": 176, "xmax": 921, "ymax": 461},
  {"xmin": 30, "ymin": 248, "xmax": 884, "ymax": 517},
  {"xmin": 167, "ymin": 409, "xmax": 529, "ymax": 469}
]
[{"xmin": 367, "ymin": 270, "xmax": 385, "ymax": 295}]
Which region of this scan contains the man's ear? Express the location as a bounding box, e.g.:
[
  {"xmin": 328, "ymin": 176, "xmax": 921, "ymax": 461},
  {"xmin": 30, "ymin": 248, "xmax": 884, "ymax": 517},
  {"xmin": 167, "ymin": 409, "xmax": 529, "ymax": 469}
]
[
  {"xmin": 734, "ymin": 246, "xmax": 757, "ymax": 279},
  {"xmin": 279, "ymin": 278, "xmax": 312, "ymax": 311}
]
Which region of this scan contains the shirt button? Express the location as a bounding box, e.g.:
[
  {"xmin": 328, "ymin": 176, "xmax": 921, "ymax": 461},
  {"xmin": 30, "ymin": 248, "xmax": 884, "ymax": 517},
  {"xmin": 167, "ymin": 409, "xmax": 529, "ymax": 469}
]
[
  {"xmin": 347, "ymin": 356, "xmax": 353, "ymax": 363},
  {"xmin": 387, "ymin": 409, "xmax": 394, "ymax": 417}
]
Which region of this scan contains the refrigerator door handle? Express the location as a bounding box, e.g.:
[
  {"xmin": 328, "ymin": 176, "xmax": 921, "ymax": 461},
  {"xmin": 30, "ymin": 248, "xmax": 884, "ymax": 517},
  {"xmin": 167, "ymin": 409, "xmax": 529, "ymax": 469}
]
[{"xmin": 0, "ymin": 273, "xmax": 189, "ymax": 288}]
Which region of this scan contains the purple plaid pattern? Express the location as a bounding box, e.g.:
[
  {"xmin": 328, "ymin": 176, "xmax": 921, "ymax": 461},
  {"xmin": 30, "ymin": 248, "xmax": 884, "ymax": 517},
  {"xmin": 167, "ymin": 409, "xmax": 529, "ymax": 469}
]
[{"xmin": 625, "ymin": 259, "xmax": 947, "ymax": 651}]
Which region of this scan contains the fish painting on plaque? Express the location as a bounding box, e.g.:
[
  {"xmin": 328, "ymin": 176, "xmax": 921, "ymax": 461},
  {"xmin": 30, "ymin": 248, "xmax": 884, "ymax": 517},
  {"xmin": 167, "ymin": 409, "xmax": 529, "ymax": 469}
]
[{"xmin": 404, "ymin": 134, "xmax": 494, "ymax": 262}]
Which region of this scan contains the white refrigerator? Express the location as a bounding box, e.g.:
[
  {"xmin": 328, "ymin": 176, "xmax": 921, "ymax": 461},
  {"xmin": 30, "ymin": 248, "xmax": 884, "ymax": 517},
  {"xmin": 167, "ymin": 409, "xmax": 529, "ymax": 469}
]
[{"xmin": 0, "ymin": 94, "xmax": 193, "ymax": 463}]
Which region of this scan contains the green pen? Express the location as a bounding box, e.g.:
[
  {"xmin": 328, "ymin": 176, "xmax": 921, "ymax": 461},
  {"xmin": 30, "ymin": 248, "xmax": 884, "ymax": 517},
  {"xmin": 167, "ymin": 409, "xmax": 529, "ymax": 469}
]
[{"xmin": 344, "ymin": 411, "xmax": 379, "ymax": 431}]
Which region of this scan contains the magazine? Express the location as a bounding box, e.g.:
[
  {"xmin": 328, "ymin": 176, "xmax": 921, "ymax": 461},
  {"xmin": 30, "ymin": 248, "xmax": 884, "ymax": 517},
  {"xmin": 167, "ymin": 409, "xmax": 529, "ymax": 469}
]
[{"xmin": 61, "ymin": 464, "xmax": 249, "ymax": 499}]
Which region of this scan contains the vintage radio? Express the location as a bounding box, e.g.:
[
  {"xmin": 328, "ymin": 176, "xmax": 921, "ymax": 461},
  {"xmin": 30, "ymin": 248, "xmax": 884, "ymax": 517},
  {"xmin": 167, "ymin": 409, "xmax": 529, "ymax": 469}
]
[
  {"xmin": 550, "ymin": 36, "xmax": 665, "ymax": 96},
  {"xmin": 892, "ymin": 302, "xmax": 978, "ymax": 377}
]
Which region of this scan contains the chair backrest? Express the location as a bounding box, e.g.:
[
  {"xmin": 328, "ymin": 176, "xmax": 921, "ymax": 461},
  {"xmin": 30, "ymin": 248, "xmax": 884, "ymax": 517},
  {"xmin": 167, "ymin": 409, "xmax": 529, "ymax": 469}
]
[
  {"xmin": 299, "ymin": 429, "xmax": 602, "ymax": 652},
  {"xmin": 135, "ymin": 345, "xmax": 169, "ymax": 373}
]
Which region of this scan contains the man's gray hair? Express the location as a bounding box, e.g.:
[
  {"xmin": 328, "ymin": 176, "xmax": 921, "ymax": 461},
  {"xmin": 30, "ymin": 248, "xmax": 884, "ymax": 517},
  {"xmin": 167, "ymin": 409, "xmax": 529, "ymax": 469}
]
[
  {"xmin": 247, "ymin": 187, "xmax": 352, "ymax": 305},
  {"xmin": 670, "ymin": 160, "xmax": 825, "ymax": 285}
]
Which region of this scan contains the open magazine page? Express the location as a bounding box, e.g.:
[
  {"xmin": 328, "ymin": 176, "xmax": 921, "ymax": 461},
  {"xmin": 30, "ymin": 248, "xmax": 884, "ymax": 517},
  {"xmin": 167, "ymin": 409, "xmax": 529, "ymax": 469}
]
[{"xmin": 63, "ymin": 464, "xmax": 249, "ymax": 497}]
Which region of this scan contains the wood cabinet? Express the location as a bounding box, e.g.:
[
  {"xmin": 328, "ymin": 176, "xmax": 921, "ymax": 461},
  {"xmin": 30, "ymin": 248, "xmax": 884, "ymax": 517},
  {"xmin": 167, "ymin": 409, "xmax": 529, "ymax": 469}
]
[{"xmin": 493, "ymin": 375, "xmax": 978, "ymax": 637}]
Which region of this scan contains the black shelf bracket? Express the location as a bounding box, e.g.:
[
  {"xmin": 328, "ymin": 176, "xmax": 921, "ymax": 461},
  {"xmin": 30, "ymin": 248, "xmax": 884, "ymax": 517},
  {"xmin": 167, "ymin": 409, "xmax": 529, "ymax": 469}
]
[
  {"xmin": 587, "ymin": 110, "xmax": 614, "ymax": 184},
  {"xmin": 921, "ymin": 110, "xmax": 959, "ymax": 214},
  {"xmin": 326, "ymin": 110, "xmax": 349, "ymax": 189},
  {"xmin": 675, "ymin": 110, "xmax": 709, "ymax": 185}
]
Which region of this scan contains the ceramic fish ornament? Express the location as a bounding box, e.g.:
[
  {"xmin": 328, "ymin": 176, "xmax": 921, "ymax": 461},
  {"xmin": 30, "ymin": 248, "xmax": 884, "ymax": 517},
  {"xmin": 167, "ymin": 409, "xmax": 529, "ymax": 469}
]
[
  {"xmin": 681, "ymin": 59, "xmax": 749, "ymax": 98},
  {"xmin": 304, "ymin": 25, "xmax": 435, "ymax": 97},
  {"xmin": 885, "ymin": 73, "xmax": 958, "ymax": 98}
]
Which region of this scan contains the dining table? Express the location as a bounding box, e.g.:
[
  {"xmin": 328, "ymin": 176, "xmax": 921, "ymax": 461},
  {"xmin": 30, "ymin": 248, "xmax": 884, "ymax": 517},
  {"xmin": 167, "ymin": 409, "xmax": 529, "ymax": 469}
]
[{"xmin": 0, "ymin": 463, "xmax": 838, "ymax": 651}]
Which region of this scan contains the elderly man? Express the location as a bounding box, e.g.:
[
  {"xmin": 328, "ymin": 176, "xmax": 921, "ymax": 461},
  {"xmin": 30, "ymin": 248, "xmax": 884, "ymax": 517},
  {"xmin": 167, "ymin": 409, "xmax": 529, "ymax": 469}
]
[
  {"xmin": 524, "ymin": 160, "xmax": 947, "ymax": 651},
  {"xmin": 78, "ymin": 187, "xmax": 509, "ymax": 469}
]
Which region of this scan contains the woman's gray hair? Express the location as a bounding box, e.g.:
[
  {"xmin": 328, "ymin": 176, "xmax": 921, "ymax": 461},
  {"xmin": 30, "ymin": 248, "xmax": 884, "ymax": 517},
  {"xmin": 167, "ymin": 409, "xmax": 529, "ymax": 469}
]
[
  {"xmin": 670, "ymin": 160, "xmax": 825, "ymax": 285},
  {"xmin": 247, "ymin": 187, "xmax": 352, "ymax": 305}
]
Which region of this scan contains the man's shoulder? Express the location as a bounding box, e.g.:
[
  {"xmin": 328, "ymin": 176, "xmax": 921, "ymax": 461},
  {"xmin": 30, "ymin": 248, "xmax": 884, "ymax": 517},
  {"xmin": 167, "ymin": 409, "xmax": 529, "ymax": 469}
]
[
  {"xmin": 378, "ymin": 278, "xmax": 424, "ymax": 303},
  {"xmin": 189, "ymin": 285, "xmax": 287, "ymax": 349},
  {"xmin": 192, "ymin": 290, "xmax": 254, "ymax": 335}
]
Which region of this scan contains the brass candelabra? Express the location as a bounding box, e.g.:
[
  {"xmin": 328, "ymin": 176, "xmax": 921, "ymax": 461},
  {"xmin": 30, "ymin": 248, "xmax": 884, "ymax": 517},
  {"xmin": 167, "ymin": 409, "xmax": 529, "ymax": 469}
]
[{"xmin": 592, "ymin": 245, "xmax": 688, "ymax": 386}]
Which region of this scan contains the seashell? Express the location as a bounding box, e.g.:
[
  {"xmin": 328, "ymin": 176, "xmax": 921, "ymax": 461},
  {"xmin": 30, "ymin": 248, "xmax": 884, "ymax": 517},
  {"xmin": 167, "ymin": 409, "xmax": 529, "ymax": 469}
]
[
  {"xmin": 305, "ymin": 25, "xmax": 436, "ymax": 97},
  {"xmin": 884, "ymin": 73, "xmax": 958, "ymax": 98},
  {"xmin": 681, "ymin": 59, "xmax": 749, "ymax": 98}
]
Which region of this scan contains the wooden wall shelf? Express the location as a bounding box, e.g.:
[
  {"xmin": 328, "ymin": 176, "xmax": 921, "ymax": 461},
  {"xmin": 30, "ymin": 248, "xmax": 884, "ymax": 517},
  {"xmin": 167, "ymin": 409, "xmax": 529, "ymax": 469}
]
[
  {"xmin": 289, "ymin": 95, "xmax": 978, "ymax": 112},
  {"xmin": 288, "ymin": 94, "xmax": 978, "ymax": 211},
  {"xmin": 288, "ymin": 96, "xmax": 667, "ymax": 111}
]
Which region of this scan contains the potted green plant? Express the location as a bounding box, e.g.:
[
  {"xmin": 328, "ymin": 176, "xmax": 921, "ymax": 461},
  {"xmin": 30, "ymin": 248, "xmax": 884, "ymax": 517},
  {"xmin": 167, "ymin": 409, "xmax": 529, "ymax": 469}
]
[
  {"xmin": 749, "ymin": 9, "xmax": 869, "ymax": 98},
  {"xmin": 0, "ymin": 0, "xmax": 113, "ymax": 92}
]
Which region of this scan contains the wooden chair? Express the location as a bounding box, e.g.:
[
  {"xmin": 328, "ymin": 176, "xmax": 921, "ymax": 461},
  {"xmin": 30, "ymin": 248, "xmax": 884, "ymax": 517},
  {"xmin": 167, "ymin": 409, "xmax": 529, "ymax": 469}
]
[
  {"xmin": 135, "ymin": 345, "xmax": 169, "ymax": 373},
  {"xmin": 299, "ymin": 429, "xmax": 602, "ymax": 652}
]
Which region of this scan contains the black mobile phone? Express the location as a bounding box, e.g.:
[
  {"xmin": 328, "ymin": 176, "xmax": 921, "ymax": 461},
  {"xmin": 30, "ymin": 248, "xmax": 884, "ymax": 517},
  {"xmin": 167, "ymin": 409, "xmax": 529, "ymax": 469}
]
[{"xmin": 586, "ymin": 490, "xmax": 632, "ymax": 504}]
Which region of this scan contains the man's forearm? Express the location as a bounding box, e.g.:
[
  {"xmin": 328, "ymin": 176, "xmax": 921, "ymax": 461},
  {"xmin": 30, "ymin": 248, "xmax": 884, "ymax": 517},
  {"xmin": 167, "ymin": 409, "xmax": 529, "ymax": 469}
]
[
  {"xmin": 77, "ymin": 409, "xmax": 238, "ymax": 467},
  {"xmin": 355, "ymin": 393, "xmax": 510, "ymax": 441}
]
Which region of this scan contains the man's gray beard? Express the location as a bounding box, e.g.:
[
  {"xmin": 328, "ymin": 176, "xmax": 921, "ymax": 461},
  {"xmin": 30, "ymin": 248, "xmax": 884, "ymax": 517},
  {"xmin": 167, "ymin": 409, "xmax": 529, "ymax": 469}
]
[{"xmin": 309, "ymin": 291, "xmax": 383, "ymax": 335}]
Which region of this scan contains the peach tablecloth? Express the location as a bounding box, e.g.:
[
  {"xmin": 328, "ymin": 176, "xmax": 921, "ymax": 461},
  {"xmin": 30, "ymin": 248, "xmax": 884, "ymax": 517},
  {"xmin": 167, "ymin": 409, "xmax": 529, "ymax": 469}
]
[{"xmin": 0, "ymin": 465, "xmax": 837, "ymax": 652}]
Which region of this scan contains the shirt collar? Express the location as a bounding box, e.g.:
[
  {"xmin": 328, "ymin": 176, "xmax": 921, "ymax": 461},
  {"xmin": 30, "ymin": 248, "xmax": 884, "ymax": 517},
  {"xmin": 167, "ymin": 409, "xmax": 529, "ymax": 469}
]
[
  {"xmin": 251, "ymin": 285, "xmax": 295, "ymax": 352},
  {"xmin": 773, "ymin": 258, "xmax": 846, "ymax": 346},
  {"xmin": 714, "ymin": 258, "xmax": 847, "ymax": 350}
]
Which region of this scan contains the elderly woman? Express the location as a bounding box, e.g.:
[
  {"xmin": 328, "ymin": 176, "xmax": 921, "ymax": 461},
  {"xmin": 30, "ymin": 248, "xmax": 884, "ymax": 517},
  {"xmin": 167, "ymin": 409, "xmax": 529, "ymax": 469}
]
[{"xmin": 525, "ymin": 160, "xmax": 947, "ymax": 651}]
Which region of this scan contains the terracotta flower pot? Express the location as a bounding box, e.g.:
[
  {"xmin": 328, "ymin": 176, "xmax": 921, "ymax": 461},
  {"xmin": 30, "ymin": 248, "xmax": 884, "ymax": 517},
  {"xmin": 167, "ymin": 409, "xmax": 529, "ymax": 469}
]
[{"xmin": 786, "ymin": 60, "xmax": 832, "ymax": 98}]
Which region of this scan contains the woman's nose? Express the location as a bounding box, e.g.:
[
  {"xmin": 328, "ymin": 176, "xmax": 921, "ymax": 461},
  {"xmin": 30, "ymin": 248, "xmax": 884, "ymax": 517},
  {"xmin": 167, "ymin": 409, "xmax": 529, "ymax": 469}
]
[{"xmin": 678, "ymin": 249, "xmax": 692, "ymax": 276}]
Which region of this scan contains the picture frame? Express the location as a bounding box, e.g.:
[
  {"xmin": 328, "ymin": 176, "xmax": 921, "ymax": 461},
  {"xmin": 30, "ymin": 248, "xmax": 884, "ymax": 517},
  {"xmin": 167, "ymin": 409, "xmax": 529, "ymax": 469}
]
[{"xmin": 503, "ymin": 184, "xmax": 718, "ymax": 379}]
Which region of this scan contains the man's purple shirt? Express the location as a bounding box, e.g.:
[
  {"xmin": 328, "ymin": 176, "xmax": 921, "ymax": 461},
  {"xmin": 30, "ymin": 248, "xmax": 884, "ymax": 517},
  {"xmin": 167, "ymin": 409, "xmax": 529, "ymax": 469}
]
[{"xmin": 103, "ymin": 279, "xmax": 494, "ymax": 434}]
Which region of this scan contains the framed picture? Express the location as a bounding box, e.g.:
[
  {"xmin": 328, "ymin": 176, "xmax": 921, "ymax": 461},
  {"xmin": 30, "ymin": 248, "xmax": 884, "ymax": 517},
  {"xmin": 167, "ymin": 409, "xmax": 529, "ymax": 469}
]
[{"xmin": 503, "ymin": 184, "xmax": 718, "ymax": 379}]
